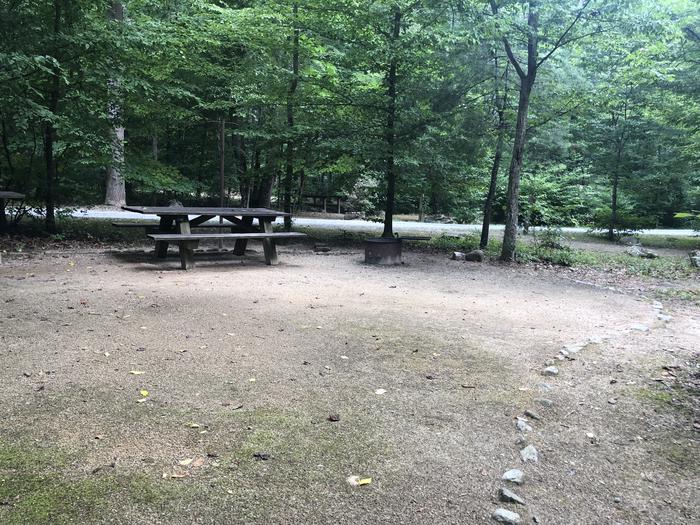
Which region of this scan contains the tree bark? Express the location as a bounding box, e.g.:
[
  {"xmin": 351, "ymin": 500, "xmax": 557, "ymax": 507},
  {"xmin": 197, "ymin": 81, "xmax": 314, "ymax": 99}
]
[
  {"xmin": 104, "ymin": 1, "xmax": 126, "ymax": 207},
  {"xmin": 382, "ymin": 7, "xmax": 401, "ymax": 238},
  {"xmin": 497, "ymin": 0, "xmax": 539, "ymax": 261},
  {"xmin": 501, "ymin": 76, "xmax": 534, "ymax": 260},
  {"xmin": 284, "ymin": 3, "xmax": 299, "ymax": 230}
]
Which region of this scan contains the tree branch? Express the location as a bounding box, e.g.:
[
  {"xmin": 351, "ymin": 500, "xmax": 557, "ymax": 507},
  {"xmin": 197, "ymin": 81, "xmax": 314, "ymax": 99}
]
[
  {"xmin": 489, "ymin": 0, "xmax": 526, "ymax": 79},
  {"xmin": 536, "ymin": 0, "xmax": 593, "ymax": 69}
]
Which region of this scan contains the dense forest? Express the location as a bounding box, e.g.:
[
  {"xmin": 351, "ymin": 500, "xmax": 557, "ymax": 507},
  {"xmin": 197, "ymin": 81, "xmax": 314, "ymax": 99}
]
[{"xmin": 1, "ymin": 1, "xmax": 698, "ymax": 258}]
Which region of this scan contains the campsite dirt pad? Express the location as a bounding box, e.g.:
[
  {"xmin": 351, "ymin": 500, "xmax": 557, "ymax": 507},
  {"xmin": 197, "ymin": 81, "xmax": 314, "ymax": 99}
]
[{"xmin": 0, "ymin": 246, "xmax": 698, "ymax": 524}]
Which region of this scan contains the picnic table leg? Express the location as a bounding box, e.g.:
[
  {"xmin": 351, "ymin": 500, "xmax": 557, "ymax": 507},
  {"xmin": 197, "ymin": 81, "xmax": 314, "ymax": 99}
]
[
  {"xmin": 177, "ymin": 219, "xmax": 196, "ymax": 270},
  {"xmin": 232, "ymin": 217, "xmax": 254, "ymax": 255},
  {"xmin": 155, "ymin": 216, "xmax": 174, "ymax": 258},
  {"xmin": 0, "ymin": 199, "xmax": 6, "ymax": 231},
  {"xmin": 261, "ymin": 219, "xmax": 278, "ymax": 266}
]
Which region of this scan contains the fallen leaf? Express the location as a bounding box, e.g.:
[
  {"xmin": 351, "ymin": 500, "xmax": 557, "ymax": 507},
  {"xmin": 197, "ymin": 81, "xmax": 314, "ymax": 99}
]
[
  {"xmin": 186, "ymin": 423, "xmax": 201, "ymax": 428},
  {"xmin": 249, "ymin": 378, "xmax": 256, "ymax": 382},
  {"xmin": 191, "ymin": 457, "xmax": 205, "ymax": 468},
  {"xmin": 374, "ymin": 389, "xmax": 387, "ymax": 395},
  {"xmin": 129, "ymin": 370, "xmax": 145, "ymax": 375},
  {"xmin": 179, "ymin": 458, "xmax": 193, "ymax": 466},
  {"xmin": 347, "ymin": 475, "xmax": 373, "ymax": 487},
  {"xmin": 140, "ymin": 389, "xmax": 149, "ymax": 397},
  {"xmin": 136, "ymin": 398, "xmax": 148, "ymax": 403}
]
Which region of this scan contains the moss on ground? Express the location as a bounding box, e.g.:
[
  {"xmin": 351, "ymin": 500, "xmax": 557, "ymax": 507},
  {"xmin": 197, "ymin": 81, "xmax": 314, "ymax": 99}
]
[{"xmin": 0, "ymin": 441, "xmax": 184, "ymax": 525}]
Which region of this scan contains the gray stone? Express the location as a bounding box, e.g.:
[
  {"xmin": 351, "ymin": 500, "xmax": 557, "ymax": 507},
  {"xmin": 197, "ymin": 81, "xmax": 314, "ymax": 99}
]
[
  {"xmin": 657, "ymin": 314, "xmax": 672, "ymax": 322},
  {"xmin": 313, "ymin": 244, "xmax": 331, "ymax": 253},
  {"xmin": 543, "ymin": 366, "xmax": 559, "ymax": 376},
  {"xmin": 451, "ymin": 251, "xmax": 466, "ymax": 261},
  {"xmin": 629, "ymin": 323, "xmax": 650, "ymax": 332},
  {"xmin": 516, "ymin": 418, "xmax": 533, "ymax": 433},
  {"xmin": 535, "ymin": 398, "xmax": 553, "ymax": 407},
  {"xmin": 626, "ymin": 245, "xmax": 659, "ymax": 259},
  {"xmin": 524, "ymin": 410, "xmax": 541, "ymax": 421},
  {"xmin": 464, "ymin": 249, "xmax": 485, "ymax": 262},
  {"xmin": 502, "ymin": 469, "xmax": 525, "ymax": 484},
  {"xmin": 689, "ymin": 250, "xmax": 700, "ymax": 268},
  {"xmin": 520, "ymin": 445, "xmax": 539, "ymax": 463},
  {"xmin": 620, "ymin": 235, "xmax": 640, "ymax": 246},
  {"xmin": 492, "ymin": 508, "xmax": 521, "ymax": 524},
  {"xmin": 652, "ymin": 301, "xmax": 663, "ymax": 310},
  {"xmin": 499, "ymin": 487, "xmax": 525, "ymax": 505},
  {"xmin": 565, "ymin": 343, "xmax": 586, "ymax": 354},
  {"xmin": 515, "ymin": 436, "xmax": 527, "ymax": 445}
]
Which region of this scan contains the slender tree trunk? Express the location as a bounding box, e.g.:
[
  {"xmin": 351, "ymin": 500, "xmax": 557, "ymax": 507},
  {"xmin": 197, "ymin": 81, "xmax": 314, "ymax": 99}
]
[
  {"xmin": 382, "ymin": 7, "xmax": 401, "ymax": 238},
  {"xmin": 500, "ymin": 77, "xmax": 533, "ymax": 260},
  {"xmin": 480, "ymin": 122, "xmax": 505, "ymax": 248},
  {"xmin": 608, "ymin": 135, "xmax": 624, "ymax": 241},
  {"xmin": 152, "ymin": 134, "xmax": 158, "ymax": 160},
  {"xmin": 480, "ymin": 60, "xmax": 508, "ymax": 249},
  {"xmin": 284, "ymin": 3, "xmax": 299, "ymax": 230},
  {"xmin": 609, "ymin": 172, "xmax": 619, "ymax": 241},
  {"xmin": 296, "ymin": 168, "xmax": 305, "ymax": 212},
  {"xmin": 43, "ymin": 0, "xmax": 62, "ymax": 233},
  {"xmin": 105, "ymin": 1, "xmax": 126, "ymax": 206},
  {"xmin": 219, "ymin": 117, "xmax": 225, "ymax": 207}
]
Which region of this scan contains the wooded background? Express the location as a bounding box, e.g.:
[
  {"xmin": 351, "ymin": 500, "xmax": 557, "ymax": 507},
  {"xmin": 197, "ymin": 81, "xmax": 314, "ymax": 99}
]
[{"xmin": 1, "ymin": 1, "xmax": 698, "ymax": 253}]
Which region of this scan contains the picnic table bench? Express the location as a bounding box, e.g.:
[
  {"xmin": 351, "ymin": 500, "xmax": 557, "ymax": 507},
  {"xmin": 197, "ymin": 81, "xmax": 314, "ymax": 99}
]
[
  {"xmin": 0, "ymin": 191, "xmax": 26, "ymax": 230},
  {"xmin": 121, "ymin": 206, "xmax": 307, "ymax": 270}
]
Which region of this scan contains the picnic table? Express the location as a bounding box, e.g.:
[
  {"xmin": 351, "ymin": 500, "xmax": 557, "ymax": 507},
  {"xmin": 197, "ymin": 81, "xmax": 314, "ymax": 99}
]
[
  {"xmin": 0, "ymin": 191, "xmax": 25, "ymax": 230},
  {"xmin": 120, "ymin": 206, "xmax": 306, "ymax": 270}
]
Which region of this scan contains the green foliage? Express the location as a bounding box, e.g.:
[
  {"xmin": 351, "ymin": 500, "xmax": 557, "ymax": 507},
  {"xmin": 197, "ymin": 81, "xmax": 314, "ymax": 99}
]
[
  {"xmin": 0, "ymin": 0, "xmax": 697, "ymax": 233},
  {"xmin": 125, "ymin": 159, "xmax": 195, "ymax": 195}
]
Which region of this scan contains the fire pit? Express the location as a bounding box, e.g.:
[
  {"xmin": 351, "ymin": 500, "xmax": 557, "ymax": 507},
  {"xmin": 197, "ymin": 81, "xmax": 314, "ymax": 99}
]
[{"xmin": 364, "ymin": 236, "xmax": 430, "ymax": 265}]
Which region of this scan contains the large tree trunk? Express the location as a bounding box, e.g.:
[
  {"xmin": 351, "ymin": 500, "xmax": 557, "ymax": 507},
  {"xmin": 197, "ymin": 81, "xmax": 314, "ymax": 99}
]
[
  {"xmin": 500, "ymin": 77, "xmax": 533, "ymax": 261},
  {"xmin": 105, "ymin": 1, "xmax": 126, "ymax": 207},
  {"xmin": 382, "ymin": 7, "xmax": 401, "ymax": 238},
  {"xmin": 284, "ymin": 3, "xmax": 299, "ymax": 230},
  {"xmin": 498, "ymin": 0, "xmax": 539, "ymax": 262}
]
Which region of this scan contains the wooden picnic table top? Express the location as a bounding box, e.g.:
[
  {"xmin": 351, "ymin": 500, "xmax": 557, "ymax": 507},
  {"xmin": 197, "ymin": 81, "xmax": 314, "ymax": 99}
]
[
  {"xmin": 122, "ymin": 206, "xmax": 290, "ymax": 217},
  {"xmin": 0, "ymin": 191, "xmax": 25, "ymax": 199}
]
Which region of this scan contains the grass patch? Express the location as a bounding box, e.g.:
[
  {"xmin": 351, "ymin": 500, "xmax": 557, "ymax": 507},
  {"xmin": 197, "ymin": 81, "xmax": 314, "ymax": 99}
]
[
  {"xmin": 559, "ymin": 250, "xmax": 695, "ymax": 279},
  {"xmin": 567, "ymin": 231, "xmax": 700, "ymax": 251},
  {"xmin": 0, "ymin": 440, "xmax": 184, "ymax": 525},
  {"xmin": 654, "ymin": 288, "xmax": 700, "ymax": 306}
]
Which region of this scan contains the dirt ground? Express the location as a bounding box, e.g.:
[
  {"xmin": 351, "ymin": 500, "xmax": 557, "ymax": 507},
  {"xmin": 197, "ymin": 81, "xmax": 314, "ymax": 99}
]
[{"xmin": 0, "ymin": 243, "xmax": 698, "ymax": 524}]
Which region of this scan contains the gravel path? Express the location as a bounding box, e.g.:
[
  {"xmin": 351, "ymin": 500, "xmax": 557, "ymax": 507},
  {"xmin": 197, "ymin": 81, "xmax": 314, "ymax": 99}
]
[{"xmin": 68, "ymin": 207, "xmax": 697, "ymax": 238}]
